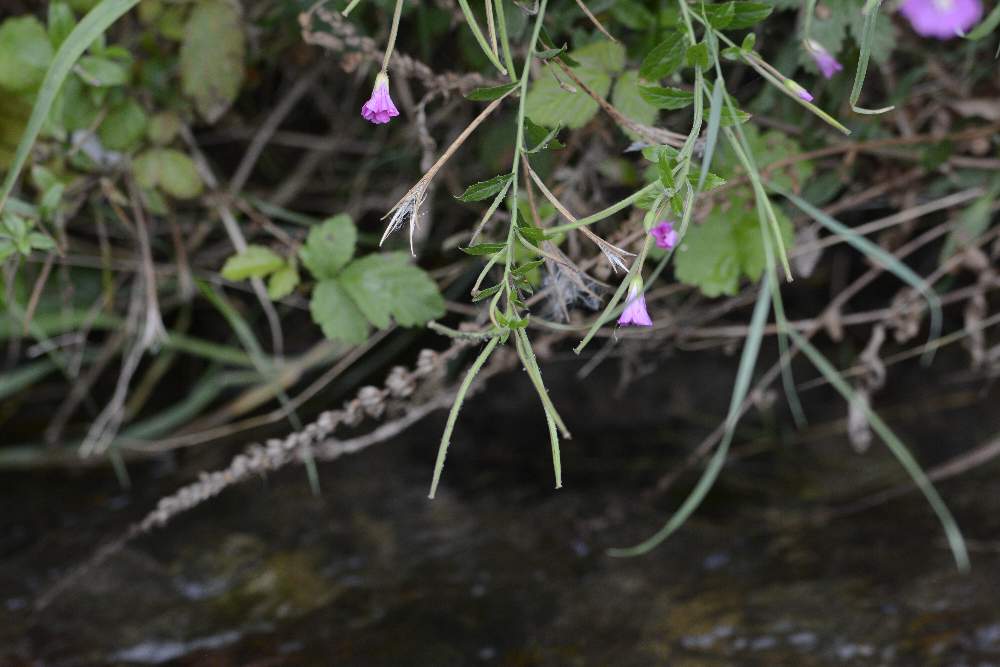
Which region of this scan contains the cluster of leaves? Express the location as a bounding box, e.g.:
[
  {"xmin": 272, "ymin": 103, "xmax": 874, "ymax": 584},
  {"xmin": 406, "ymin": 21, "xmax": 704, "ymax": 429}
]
[
  {"xmin": 222, "ymin": 214, "xmax": 445, "ymax": 344},
  {"xmin": 0, "ymin": 0, "xmax": 248, "ymax": 212}
]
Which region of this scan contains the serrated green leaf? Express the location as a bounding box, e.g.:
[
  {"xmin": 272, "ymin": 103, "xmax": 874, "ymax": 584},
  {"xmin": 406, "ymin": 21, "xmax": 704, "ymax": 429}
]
[
  {"xmin": 638, "ymin": 85, "xmax": 694, "ymax": 110},
  {"xmin": 472, "ymin": 284, "xmax": 501, "ymax": 301},
  {"xmin": 456, "ymin": 174, "xmax": 512, "ymax": 202},
  {"xmin": 462, "ymin": 242, "xmax": 507, "ymax": 256},
  {"xmin": 701, "ymin": 2, "xmax": 735, "ymax": 28},
  {"xmin": 310, "ymin": 279, "xmax": 369, "ymax": 344},
  {"xmin": 675, "ymin": 194, "xmax": 793, "ymax": 297},
  {"xmin": 612, "ymin": 70, "xmax": 658, "ymax": 140},
  {"xmin": 299, "ymin": 214, "xmax": 356, "ymax": 279},
  {"xmin": 465, "ymin": 81, "xmax": 520, "ymax": 101},
  {"xmin": 339, "ymin": 253, "xmax": 445, "ymax": 329},
  {"xmin": 221, "ymin": 245, "xmax": 284, "ymax": 280},
  {"xmin": 0, "ymin": 16, "xmax": 54, "ymax": 92},
  {"xmin": 729, "ymin": 1, "xmax": 774, "ymax": 28},
  {"xmin": 267, "ymin": 263, "xmax": 300, "ymax": 300},
  {"xmin": 639, "ymin": 32, "xmax": 687, "ymax": 80},
  {"xmin": 525, "ymin": 41, "xmax": 625, "ymax": 128},
  {"xmin": 180, "ymin": 0, "xmax": 245, "ymax": 123},
  {"xmin": 524, "ymin": 117, "xmax": 565, "ymax": 152}
]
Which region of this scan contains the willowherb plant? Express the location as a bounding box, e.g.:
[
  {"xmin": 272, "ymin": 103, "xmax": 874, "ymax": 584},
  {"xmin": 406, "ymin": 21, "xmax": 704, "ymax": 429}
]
[{"xmin": 2, "ymin": 0, "xmax": 997, "ymax": 577}]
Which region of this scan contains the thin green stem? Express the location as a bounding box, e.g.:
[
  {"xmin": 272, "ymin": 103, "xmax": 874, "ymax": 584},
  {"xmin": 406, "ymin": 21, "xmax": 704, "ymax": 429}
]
[
  {"xmin": 380, "ymin": 0, "xmax": 406, "ymax": 73},
  {"xmin": 493, "ymin": 0, "xmax": 517, "ymax": 77}
]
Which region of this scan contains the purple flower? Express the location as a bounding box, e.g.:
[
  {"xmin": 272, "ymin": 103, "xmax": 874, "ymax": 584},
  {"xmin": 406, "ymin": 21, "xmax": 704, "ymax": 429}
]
[
  {"xmin": 805, "ymin": 40, "xmax": 843, "ymax": 79},
  {"xmin": 899, "ymin": 0, "xmax": 982, "ymax": 39},
  {"xmin": 361, "ymin": 73, "xmax": 399, "ymax": 125},
  {"xmin": 650, "ymin": 221, "xmax": 678, "ymax": 249},
  {"xmin": 618, "ymin": 279, "xmax": 652, "ymax": 328}
]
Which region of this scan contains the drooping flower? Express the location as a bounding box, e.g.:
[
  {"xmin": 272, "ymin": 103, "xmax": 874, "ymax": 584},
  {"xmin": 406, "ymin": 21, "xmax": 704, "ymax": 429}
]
[
  {"xmin": 361, "ymin": 72, "xmax": 399, "ymax": 125},
  {"xmin": 618, "ymin": 278, "xmax": 653, "ymax": 328},
  {"xmin": 650, "ymin": 220, "xmax": 678, "ymax": 250},
  {"xmin": 804, "ymin": 40, "xmax": 843, "ymax": 79},
  {"xmin": 899, "ymin": 0, "xmax": 982, "ymax": 39}
]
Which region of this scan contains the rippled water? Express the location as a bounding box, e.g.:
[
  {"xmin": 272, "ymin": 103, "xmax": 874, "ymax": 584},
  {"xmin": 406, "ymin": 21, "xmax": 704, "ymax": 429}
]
[{"xmin": 2, "ymin": 365, "xmax": 999, "ymax": 666}]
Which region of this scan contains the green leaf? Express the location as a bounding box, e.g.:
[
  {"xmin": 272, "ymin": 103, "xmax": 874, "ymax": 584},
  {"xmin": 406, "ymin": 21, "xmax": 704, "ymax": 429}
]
[
  {"xmin": 524, "ymin": 117, "xmax": 564, "ymax": 152},
  {"xmin": 728, "ymin": 1, "xmax": 774, "ymax": 28},
  {"xmin": 28, "ymin": 232, "xmax": 57, "ymax": 251},
  {"xmin": 701, "ymin": 2, "xmax": 735, "ymax": 28},
  {"xmin": 133, "ymin": 148, "xmax": 203, "ymax": 199},
  {"xmin": 461, "ymin": 242, "xmax": 507, "ymax": 256},
  {"xmin": 525, "ymin": 41, "xmax": 625, "ymax": 128},
  {"xmin": 638, "ymin": 85, "xmax": 694, "ymax": 110},
  {"xmin": 267, "ymin": 263, "xmax": 300, "ymax": 300},
  {"xmin": 76, "ymin": 54, "xmax": 129, "ymax": 86},
  {"xmin": 299, "ymin": 214, "xmax": 357, "ymax": 279},
  {"xmin": 847, "ymin": 4, "xmax": 896, "ymax": 66},
  {"xmin": 147, "ymin": 111, "xmax": 181, "ymax": 145},
  {"xmin": 48, "ymin": 3, "xmax": 77, "ymax": 49},
  {"xmin": 675, "ymin": 194, "xmax": 793, "ymax": 297},
  {"xmin": 456, "ymin": 174, "xmax": 512, "ymax": 202},
  {"xmin": 686, "ymin": 42, "xmax": 710, "ymax": 70},
  {"xmin": 221, "ymin": 245, "xmax": 285, "ymax": 281},
  {"xmin": 180, "ymin": 0, "xmax": 245, "ymax": 123},
  {"xmin": 611, "ymin": 70, "xmax": 658, "ymax": 140},
  {"xmin": 472, "ymin": 284, "xmax": 501, "ymax": 301},
  {"xmin": 339, "ymin": 253, "xmax": 445, "ymax": 329},
  {"xmin": 639, "ymin": 32, "xmax": 687, "ymax": 80},
  {"xmin": 0, "ymin": 16, "xmax": 54, "ymax": 92},
  {"xmin": 610, "ymin": 0, "xmax": 655, "ymax": 29},
  {"xmin": 465, "ymin": 81, "xmax": 520, "ymax": 101},
  {"xmin": 98, "ymin": 98, "xmax": 147, "ymax": 151},
  {"xmin": 310, "ymin": 279, "xmax": 369, "ymax": 344}
]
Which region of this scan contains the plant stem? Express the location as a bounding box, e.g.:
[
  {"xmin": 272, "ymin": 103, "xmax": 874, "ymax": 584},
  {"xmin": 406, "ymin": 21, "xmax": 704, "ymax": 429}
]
[{"xmin": 380, "ymin": 0, "xmax": 405, "ymax": 73}]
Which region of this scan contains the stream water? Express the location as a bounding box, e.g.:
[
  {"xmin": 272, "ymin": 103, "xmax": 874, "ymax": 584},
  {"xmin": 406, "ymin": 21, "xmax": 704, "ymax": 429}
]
[{"xmin": 2, "ymin": 360, "xmax": 999, "ymax": 666}]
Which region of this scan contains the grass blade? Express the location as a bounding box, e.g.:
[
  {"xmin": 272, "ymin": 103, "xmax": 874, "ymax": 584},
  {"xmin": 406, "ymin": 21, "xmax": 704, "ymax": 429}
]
[
  {"xmin": 849, "ymin": 0, "xmax": 894, "ymax": 115},
  {"xmin": 609, "ymin": 273, "xmax": 772, "ymax": 557},
  {"xmin": 788, "ymin": 329, "xmax": 969, "ymax": 571},
  {"xmin": 775, "ymin": 186, "xmax": 942, "ymax": 363}
]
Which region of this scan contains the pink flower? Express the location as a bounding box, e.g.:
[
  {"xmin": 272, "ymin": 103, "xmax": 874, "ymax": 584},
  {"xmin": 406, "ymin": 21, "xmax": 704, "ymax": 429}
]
[
  {"xmin": 805, "ymin": 40, "xmax": 843, "ymax": 79},
  {"xmin": 899, "ymin": 0, "xmax": 982, "ymax": 39},
  {"xmin": 618, "ymin": 279, "xmax": 652, "ymax": 327},
  {"xmin": 361, "ymin": 73, "xmax": 399, "ymax": 125},
  {"xmin": 650, "ymin": 221, "xmax": 678, "ymax": 249}
]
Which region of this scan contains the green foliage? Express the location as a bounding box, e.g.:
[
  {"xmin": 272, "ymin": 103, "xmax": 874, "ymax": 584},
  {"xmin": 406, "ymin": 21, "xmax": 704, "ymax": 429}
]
[
  {"xmin": 299, "ymin": 214, "xmax": 357, "ymax": 279},
  {"xmin": 339, "ymin": 254, "xmax": 446, "ymax": 330},
  {"xmin": 611, "ymin": 70, "xmax": 657, "ymax": 139},
  {"xmin": 456, "ymin": 174, "xmax": 513, "ymax": 202},
  {"xmin": 0, "ymin": 16, "xmax": 53, "ymax": 92},
  {"xmin": 221, "ymin": 246, "xmax": 285, "ymax": 281},
  {"xmin": 179, "ymin": 0, "xmax": 245, "ymax": 123},
  {"xmin": 525, "ymin": 40, "xmax": 625, "ymax": 128},
  {"xmin": 640, "ymin": 31, "xmax": 687, "ymax": 80},
  {"xmin": 674, "ymin": 193, "xmax": 794, "ymax": 297},
  {"xmin": 133, "ymin": 148, "xmax": 203, "ymax": 199},
  {"xmin": 0, "ymin": 213, "xmax": 55, "ymax": 261},
  {"xmin": 294, "ymin": 215, "xmax": 445, "ymax": 343}
]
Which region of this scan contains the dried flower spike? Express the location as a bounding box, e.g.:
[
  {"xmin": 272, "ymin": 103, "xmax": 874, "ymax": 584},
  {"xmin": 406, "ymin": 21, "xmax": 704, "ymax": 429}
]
[
  {"xmin": 618, "ymin": 277, "xmax": 653, "ymax": 328},
  {"xmin": 804, "ymin": 40, "xmax": 843, "ymax": 79},
  {"xmin": 650, "ymin": 220, "xmax": 678, "ymax": 250},
  {"xmin": 361, "ymin": 73, "xmax": 400, "ymax": 125},
  {"xmin": 899, "ymin": 0, "xmax": 983, "ymax": 39}
]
